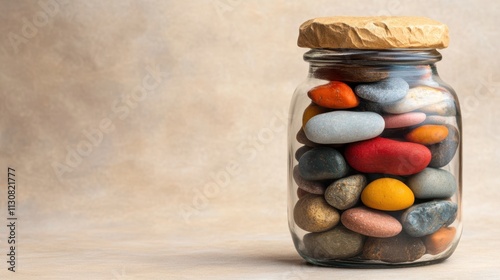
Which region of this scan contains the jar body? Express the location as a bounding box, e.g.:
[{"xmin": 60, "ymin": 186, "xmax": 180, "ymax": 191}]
[{"xmin": 288, "ymin": 49, "xmax": 462, "ymax": 267}]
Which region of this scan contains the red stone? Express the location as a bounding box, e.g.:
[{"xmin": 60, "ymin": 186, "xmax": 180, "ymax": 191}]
[{"xmin": 344, "ymin": 137, "xmax": 431, "ymax": 175}]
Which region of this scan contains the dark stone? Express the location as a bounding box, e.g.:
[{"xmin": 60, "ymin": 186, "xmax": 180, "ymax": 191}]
[
  {"xmin": 356, "ymin": 100, "xmax": 385, "ymax": 114},
  {"xmin": 296, "ymin": 128, "xmax": 319, "ymax": 147},
  {"xmin": 313, "ymin": 66, "xmax": 389, "ymax": 83},
  {"xmin": 298, "ymin": 147, "xmax": 348, "ymax": 180},
  {"xmin": 362, "ymin": 233, "xmax": 426, "ymax": 263},
  {"xmin": 295, "ymin": 145, "xmax": 312, "ymax": 161},
  {"xmin": 428, "ymin": 125, "xmax": 459, "ymax": 168},
  {"xmin": 292, "ymin": 165, "xmax": 326, "ymax": 195}
]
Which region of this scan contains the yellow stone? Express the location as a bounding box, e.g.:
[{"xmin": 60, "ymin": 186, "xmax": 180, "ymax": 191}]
[
  {"xmin": 361, "ymin": 178, "xmax": 414, "ymax": 211},
  {"xmin": 302, "ymin": 103, "xmax": 330, "ymax": 128}
]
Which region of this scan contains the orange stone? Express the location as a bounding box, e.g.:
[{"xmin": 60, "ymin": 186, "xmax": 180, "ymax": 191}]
[
  {"xmin": 406, "ymin": 124, "xmax": 449, "ymax": 145},
  {"xmin": 424, "ymin": 226, "xmax": 457, "ymax": 255},
  {"xmin": 302, "ymin": 103, "xmax": 330, "ymax": 127},
  {"xmin": 307, "ymin": 81, "xmax": 359, "ymax": 109}
]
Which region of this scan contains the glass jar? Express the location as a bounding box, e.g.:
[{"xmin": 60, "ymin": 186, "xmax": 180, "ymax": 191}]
[{"xmin": 288, "ymin": 47, "xmax": 462, "ymax": 267}]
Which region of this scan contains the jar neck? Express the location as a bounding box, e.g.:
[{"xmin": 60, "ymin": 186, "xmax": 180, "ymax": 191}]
[
  {"xmin": 305, "ymin": 49, "xmax": 441, "ymax": 82},
  {"xmin": 304, "ymin": 48, "xmax": 442, "ymax": 67}
]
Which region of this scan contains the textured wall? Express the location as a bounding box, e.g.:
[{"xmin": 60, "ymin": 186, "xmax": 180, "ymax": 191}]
[{"xmin": 0, "ymin": 0, "xmax": 498, "ymax": 278}]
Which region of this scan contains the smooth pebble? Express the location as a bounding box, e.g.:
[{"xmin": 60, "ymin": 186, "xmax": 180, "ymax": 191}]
[
  {"xmin": 383, "ymin": 112, "xmax": 426, "ymax": 129},
  {"xmin": 405, "ymin": 125, "xmax": 449, "ymax": 145},
  {"xmin": 308, "ymin": 81, "xmax": 359, "ymax": 109},
  {"xmin": 294, "ymin": 146, "xmax": 312, "ymax": 161},
  {"xmin": 345, "ymin": 137, "xmax": 431, "ymax": 175},
  {"xmin": 362, "ymin": 233, "xmax": 426, "ymax": 263},
  {"xmin": 407, "ymin": 168, "xmax": 457, "ymax": 199},
  {"xmin": 293, "ymin": 194, "xmax": 340, "ymax": 232},
  {"xmin": 297, "ymin": 187, "xmax": 310, "ymax": 199},
  {"xmin": 324, "ymin": 175, "xmax": 367, "ymax": 210},
  {"xmin": 355, "ymin": 77, "xmax": 409, "ymax": 103},
  {"xmin": 302, "ymin": 103, "xmax": 330, "ymax": 127},
  {"xmin": 428, "ymin": 125, "xmax": 460, "ymax": 168},
  {"xmin": 424, "ymin": 227, "xmax": 457, "ymax": 255},
  {"xmin": 296, "ymin": 128, "xmax": 318, "ymax": 147},
  {"xmin": 298, "ymin": 147, "xmax": 348, "ymax": 181},
  {"xmin": 383, "ymin": 86, "xmax": 449, "ymax": 114},
  {"xmin": 341, "ymin": 207, "xmax": 402, "ymax": 238},
  {"xmin": 304, "ymin": 111, "xmax": 384, "ymax": 144},
  {"xmin": 401, "ymin": 200, "xmax": 458, "ymax": 237},
  {"xmin": 419, "ymin": 98, "xmax": 456, "ymax": 116},
  {"xmin": 304, "ymin": 225, "xmax": 365, "ymax": 259},
  {"xmin": 361, "ymin": 178, "xmax": 414, "ymax": 211},
  {"xmin": 293, "ymin": 165, "xmax": 326, "ymax": 195}
]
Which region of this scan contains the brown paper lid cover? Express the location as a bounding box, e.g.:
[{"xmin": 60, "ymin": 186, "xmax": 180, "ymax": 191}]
[{"xmin": 298, "ymin": 16, "xmax": 449, "ymax": 49}]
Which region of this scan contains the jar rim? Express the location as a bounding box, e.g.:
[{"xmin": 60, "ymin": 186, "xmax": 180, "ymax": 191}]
[{"xmin": 304, "ymin": 48, "xmax": 442, "ymax": 65}]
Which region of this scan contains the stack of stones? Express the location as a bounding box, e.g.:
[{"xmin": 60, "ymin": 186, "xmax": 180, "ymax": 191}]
[{"xmin": 293, "ymin": 71, "xmax": 459, "ymax": 263}]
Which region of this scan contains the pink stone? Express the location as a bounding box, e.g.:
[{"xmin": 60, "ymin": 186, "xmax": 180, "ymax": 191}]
[
  {"xmin": 341, "ymin": 207, "xmax": 402, "ymax": 238},
  {"xmin": 383, "ymin": 112, "xmax": 426, "ymax": 129}
]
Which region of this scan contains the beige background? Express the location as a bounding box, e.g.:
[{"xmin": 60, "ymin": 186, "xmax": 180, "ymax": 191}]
[{"xmin": 0, "ymin": 0, "xmax": 499, "ymax": 279}]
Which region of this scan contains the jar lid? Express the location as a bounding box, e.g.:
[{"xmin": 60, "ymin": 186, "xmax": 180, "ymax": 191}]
[{"xmin": 298, "ymin": 16, "xmax": 449, "ymax": 49}]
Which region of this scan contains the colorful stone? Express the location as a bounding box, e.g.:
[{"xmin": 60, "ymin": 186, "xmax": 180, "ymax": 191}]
[
  {"xmin": 405, "ymin": 125, "xmax": 449, "ymax": 145},
  {"xmin": 307, "ymin": 81, "xmax": 359, "ymax": 109},
  {"xmin": 341, "ymin": 207, "xmax": 402, "ymax": 238},
  {"xmin": 345, "ymin": 137, "xmax": 431, "ymax": 175},
  {"xmin": 361, "ymin": 178, "xmax": 414, "ymax": 211}
]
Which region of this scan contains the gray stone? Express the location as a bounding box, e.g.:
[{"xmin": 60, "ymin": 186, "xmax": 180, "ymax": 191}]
[
  {"xmin": 428, "ymin": 125, "xmax": 460, "ymax": 168},
  {"xmin": 407, "ymin": 168, "xmax": 457, "ymax": 199},
  {"xmin": 292, "ymin": 165, "xmax": 326, "ymax": 195},
  {"xmin": 324, "ymin": 174, "xmax": 367, "ymax": 210},
  {"xmin": 303, "ymin": 225, "xmax": 365, "ymax": 259},
  {"xmin": 401, "ymin": 201, "xmax": 458, "ymax": 237},
  {"xmin": 355, "ymin": 77, "xmax": 409, "ymax": 103},
  {"xmin": 298, "ymin": 147, "xmax": 348, "ymax": 180},
  {"xmin": 304, "ymin": 111, "xmax": 384, "ymax": 144}
]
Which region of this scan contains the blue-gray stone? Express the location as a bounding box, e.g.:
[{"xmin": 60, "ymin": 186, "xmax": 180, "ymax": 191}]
[
  {"xmin": 407, "ymin": 168, "xmax": 457, "ymax": 199},
  {"xmin": 298, "ymin": 147, "xmax": 348, "ymax": 181},
  {"xmin": 355, "ymin": 77, "xmax": 409, "ymax": 103},
  {"xmin": 304, "ymin": 111, "xmax": 384, "ymax": 144},
  {"xmin": 429, "ymin": 125, "xmax": 460, "ymax": 168},
  {"xmin": 401, "ymin": 201, "xmax": 458, "ymax": 237}
]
